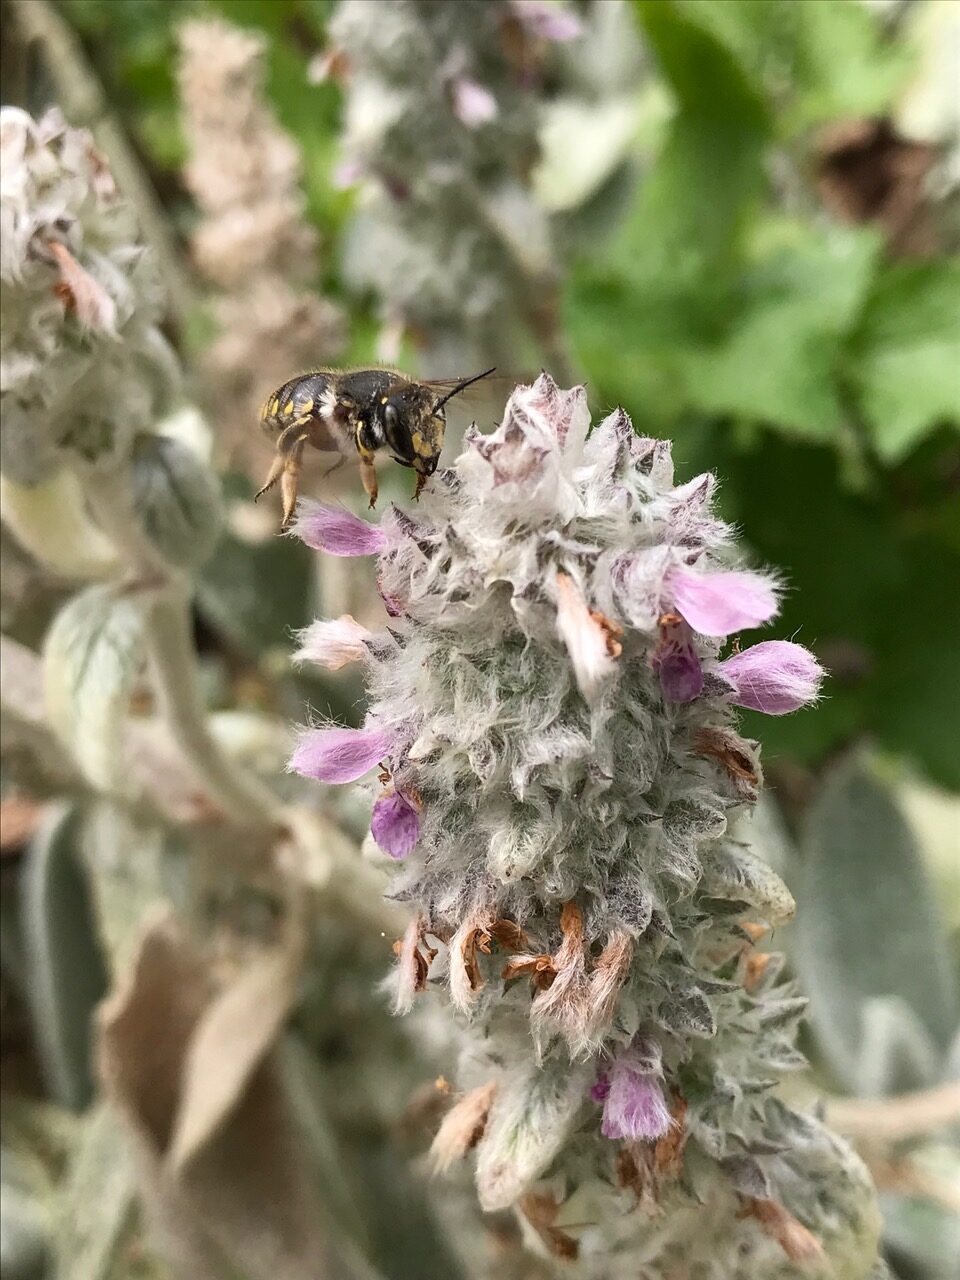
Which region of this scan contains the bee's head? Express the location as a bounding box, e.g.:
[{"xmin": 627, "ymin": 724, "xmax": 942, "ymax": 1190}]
[
  {"xmin": 364, "ymin": 368, "xmax": 495, "ymax": 482},
  {"xmin": 378, "ymin": 385, "xmax": 445, "ymax": 478}
]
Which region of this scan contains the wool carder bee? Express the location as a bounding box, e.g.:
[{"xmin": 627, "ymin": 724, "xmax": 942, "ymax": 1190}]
[{"xmin": 255, "ymin": 366, "xmax": 496, "ymax": 525}]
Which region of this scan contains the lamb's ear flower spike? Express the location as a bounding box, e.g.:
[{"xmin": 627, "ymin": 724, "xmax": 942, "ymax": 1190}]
[{"xmin": 290, "ymin": 374, "xmax": 881, "ymax": 1277}]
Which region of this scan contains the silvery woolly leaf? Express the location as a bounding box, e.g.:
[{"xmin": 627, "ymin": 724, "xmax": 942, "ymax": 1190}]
[
  {"xmin": 53, "ymin": 1103, "xmax": 135, "ymax": 1280},
  {"xmin": 475, "ymin": 1062, "xmax": 589, "ymax": 1212},
  {"xmin": 44, "ymin": 583, "xmax": 147, "ymax": 794},
  {"xmin": 700, "ymin": 841, "xmax": 795, "ymax": 925},
  {"xmin": 796, "ymin": 756, "xmax": 958, "ymax": 1093},
  {"xmin": 854, "ymin": 996, "xmax": 942, "ymax": 1097},
  {"xmin": 0, "ymin": 472, "xmax": 118, "ymax": 580},
  {"xmin": 130, "ymin": 434, "xmax": 222, "ymax": 571},
  {"xmin": 21, "ymin": 804, "xmax": 108, "ymax": 1110},
  {"xmin": 0, "ymin": 1166, "xmax": 49, "ymax": 1280}
]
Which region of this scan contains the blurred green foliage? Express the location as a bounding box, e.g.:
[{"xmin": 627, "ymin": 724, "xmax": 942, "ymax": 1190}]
[
  {"xmin": 571, "ymin": 0, "xmax": 960, "ymax": 786},
  {"xmin": 57, "ymin": 0, "xmax": 960, "ymax": 787}
]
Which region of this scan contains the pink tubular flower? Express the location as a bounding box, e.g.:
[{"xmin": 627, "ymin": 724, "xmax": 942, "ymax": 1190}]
[
  {"xmin": 601, "ymin": 1049, "xmax": 672, "ymax": 1142},
  {"xmin": 666, "ymin": 567, "xmax": 779, "ymax": 638},
  {"xmin": 291, "ymin": 500, "xmax": 389, "ymax": 556},
  {"xmin": 451, "ymin": 76, "xmax": 498, "ymax": 127},
  {"xmin": 293, "ymin": 614, "xmax": 372, "ymax": 670},
  {"xmin": 371, "ymin": 789, "xmax": 422, "ymax": 858},
  {"xmin": 653, "ymin": 613, "xmax": 704, "ymax": 704},
  {"xmin": 510, "ymin": 0, "xmax": 583, "ymax": 42},
  {"xmin": 719, "ymin": 641, "xmax": 824, "ymax": 715},
  {"xmin": 289, "ymin": 725, "xmax": 392, "ymax": 783}
]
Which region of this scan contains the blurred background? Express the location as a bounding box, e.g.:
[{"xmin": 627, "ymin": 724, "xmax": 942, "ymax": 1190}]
[{"xmin": 0, "ymin": 2, "xmax": 957, "ymax": 1279}]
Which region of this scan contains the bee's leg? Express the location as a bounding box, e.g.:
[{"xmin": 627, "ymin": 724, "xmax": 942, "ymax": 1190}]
[
  {"xmin": 322, "ymin": 453, "xmax": 346, "ymax": 480},
  {"xmin": 359, "ymin": 456, "xmax": 378, "ymax": 508},
  {"xmin": 280, "ymin": 435, "xmax": 309, "ymax": 528},
  {"xmin": 254, "ymin": 416, "xmax": 313, "ymax": 503},
  {"xmin": 254, "ymin": 452, "xmax": 285, "ymax": 501}
]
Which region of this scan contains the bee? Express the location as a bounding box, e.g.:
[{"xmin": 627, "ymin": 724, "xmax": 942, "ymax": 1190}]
[{"xmin": 255, "ymin": 366, "xmax": 496, "ymax": 525}]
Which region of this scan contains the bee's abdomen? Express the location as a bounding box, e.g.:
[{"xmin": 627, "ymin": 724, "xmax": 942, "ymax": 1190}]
[{"xmin": 259, "ymin": 373, "xmax": 332, "ymax": 436}]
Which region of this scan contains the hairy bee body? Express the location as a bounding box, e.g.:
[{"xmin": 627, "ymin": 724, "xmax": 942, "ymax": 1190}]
[{"xmin": 255, "ymin": 365, "xmax": 494, "ymax": 526}]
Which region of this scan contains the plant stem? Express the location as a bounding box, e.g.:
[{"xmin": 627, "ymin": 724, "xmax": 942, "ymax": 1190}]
[
  {"xmin": 82, "ymin": 470, "xmax": 281, "ymax": 830},
  {"xmin": 145, "ymin": 586, "xmax": 283, "ymax": 827}
]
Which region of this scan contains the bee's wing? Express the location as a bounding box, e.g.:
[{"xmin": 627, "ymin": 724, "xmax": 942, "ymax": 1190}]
[{"xmin": 418, "ymin": 371, "xmax": 517, "ymax": 412}]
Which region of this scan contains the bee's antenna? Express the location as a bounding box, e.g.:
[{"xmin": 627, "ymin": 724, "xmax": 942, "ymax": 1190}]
[{"xmin": 433, "ymin": 367, "xmax": 496, "ymax": 413}]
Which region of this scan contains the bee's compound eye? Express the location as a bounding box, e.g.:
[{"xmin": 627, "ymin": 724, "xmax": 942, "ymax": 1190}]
[{"xmin": 384, "ymin": 404, "xmax": 399, "ymax": 430}]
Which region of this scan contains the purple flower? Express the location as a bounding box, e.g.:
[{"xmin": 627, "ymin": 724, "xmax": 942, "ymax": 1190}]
[
  {"xmin": 371, "ymin": 789, "xmax": 422, "ymax": 859},
  {"xmin": 667, "ymin": 567, "xmax": 779, "ymax": 638},
  {"xmin": 590, "ymin": 1069, "xmax": 610, "ymax": 1103},
  {"xmin": 601, "ymin": 1050, "xmax": 672, "ymax": 1143},
  {"xmin": 291, "ymin": 500, "xmax": 390, "ymax": 557},
  {"xmin": 289, "ymin": 726, "xmax": 392, "ymax": 783},
  {"xmin": 719, "ymin": 641, "xmax": 824, "ymax": 715},
  {"xmin": 450, "ymin": 76, "xmax": 498, "ymax": 127},
  {"xmin": 510, "ymin": 0, "xmax": 583, "ymax": 42},
  {"xmin": 653, "ymin": 614, "xmax": 704, "ymax": 703}
]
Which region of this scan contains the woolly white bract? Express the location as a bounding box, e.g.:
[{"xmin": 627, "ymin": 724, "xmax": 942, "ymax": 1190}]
[
  {"xmin": 0, "ymin": 108, "xmax": 178, "ymax": 485},
  {"xmin": 293, "ymin": 376, "xmax": 882, "ymax": 1277}
]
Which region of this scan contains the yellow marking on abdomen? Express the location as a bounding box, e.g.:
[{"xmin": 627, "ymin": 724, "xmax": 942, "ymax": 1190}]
[
  {"xmin": 300, "ymin": 398, "xmax": 314, "ymax": 414},
  {"xmin": 283, "ymin": 400, "xmax": 295, "ymax": 416}
]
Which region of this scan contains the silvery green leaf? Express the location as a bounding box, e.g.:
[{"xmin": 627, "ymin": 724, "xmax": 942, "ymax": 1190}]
[
  {"xmin": 475, "ymin": 1062, "xmax": 589, "ymax": 1212},
  {"xmin": 796, "ymin": 756, "xmax": 958, "ymax": 1093},
  {"xmin": 0, "ymin": 472, "xmax": 118, "ymax": 580},
  {"xmin": 855, "ymin": 996, "xmax": 942, "ymax": 1097},
  {"xmin": 44, "ymin": 583, "xmax": 147, "ymax": 794},
  {"xmin": 129, "ymin": 434, "xmax": 222, "ymax": 571},
  {"xmin": 21, "ymin": 804, "xmax": 108, "ymax": 1111},
  {"xmin": 880, "ymin": 1186, "xmax": 960, "ymax": 1280},
  {"xmin": 657, "ymin": 988, "xmax": 717, "ymax": 1039},
  {"xmin": 946, "ymin": 1027, "xmax": 960, "ymax": 1082},
  {"xmin": 0, "ymin": 1169, "xmax": 49, "ymax": 1280},
  {"xmin": 719, "ymin": 1154, "xmax": 770, "ymax": 1200},
  {"xmin": 53, "ymin": 1104, "xmax": 135, "ymax": 1280},
  {"xmin": 700, "ymin": 841, "xmax": 795, "ymax": 925}
]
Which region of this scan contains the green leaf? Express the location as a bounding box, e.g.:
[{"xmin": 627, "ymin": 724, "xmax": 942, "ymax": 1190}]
[
  {"xmin": 785, "ymin": 0, "xmax": 912, "ymax": 127},
  {"xmin": 21, "ymin": 804, "xmax": 109, "ymax": 1111},
  {"xmin": 633, "ymin": 0, "xmax": 771, "ymax": 270},
  {"xmin": 680, "ymin": 225, "xmax": 881, "ymax": 440},
  {"xmin": 44, "ymin": 585, "xmax": 147, "ymax": 795},
  {"xmin": 795, "ymin": 757, "xmax": 958, "ymax": 1094},
  {"xmin": 848, "ymin": 260, "xmax": 960, "ymax": 462},
  {"xmin": 868, "ymin": 536, "xmax": 960, "ymax": 791}
]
